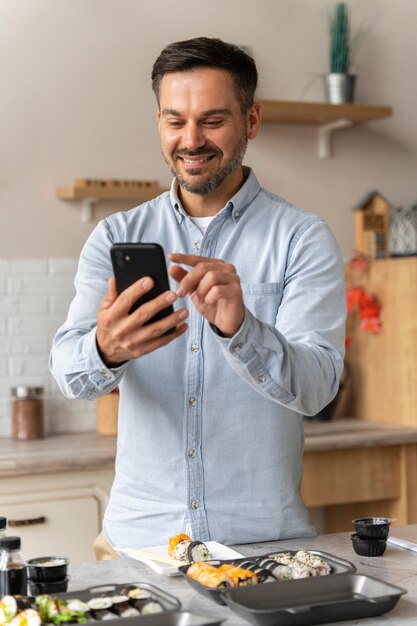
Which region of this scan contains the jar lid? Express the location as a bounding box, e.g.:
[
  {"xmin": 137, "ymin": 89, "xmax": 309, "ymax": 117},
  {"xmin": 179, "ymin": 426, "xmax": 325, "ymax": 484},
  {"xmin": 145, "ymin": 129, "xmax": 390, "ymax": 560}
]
[
  {"xmin": 0, "ymin": 516, "xmax": 6, "ymax": 529},
  {"xmin": 0, "ymin": 536, "xmax": 21, "ymax": 550},
  {"xmin": 11, "ymin": 386, "xmax": 44, "ymax": 398}
]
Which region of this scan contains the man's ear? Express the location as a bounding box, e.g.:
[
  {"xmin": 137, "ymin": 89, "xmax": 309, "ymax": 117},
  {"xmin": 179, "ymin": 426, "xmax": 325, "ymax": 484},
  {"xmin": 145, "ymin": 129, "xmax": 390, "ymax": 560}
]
[{"xmin": 247, "ymin": 101, "xmax": 262, "ymax": 140}]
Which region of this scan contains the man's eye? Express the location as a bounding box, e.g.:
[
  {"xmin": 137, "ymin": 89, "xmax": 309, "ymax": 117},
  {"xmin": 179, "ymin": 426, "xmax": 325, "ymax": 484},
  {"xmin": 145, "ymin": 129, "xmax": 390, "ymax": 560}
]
[
  {"xmin": 204, "ymin": 119, "xmax": 223, "ymax": 127},
  {"xmin": 167, "ymin": 120, "xmax": 184, "ymax": 128}
]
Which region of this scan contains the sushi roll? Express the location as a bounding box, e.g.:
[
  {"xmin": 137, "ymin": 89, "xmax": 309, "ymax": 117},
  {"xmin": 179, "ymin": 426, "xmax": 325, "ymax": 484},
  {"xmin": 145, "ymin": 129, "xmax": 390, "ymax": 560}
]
[
  {"xmin": 9, "ymin": 609, "xmax": 41, "ymax": 626},
  {"xmin": 140, "ymin": 600, "xmax": 164, "ymax": 615},
  {"xmin": 249, "ymin": 567, "xmax": 276, "ymax": 583},
  {"xmin": 217, "ymin": 564, "xmax": 258, "ymax": 587},
  {"xmin": 168, "ymin": 533, "xmax": 192, "ymax": 562},
  {"xmin": 256, "ymin": 559, "xmax": 293, "ymax": 580},
  {"xmin": 0, "ymin": 596, "xmax": 18, "ymax": 624},
  {"xmin": 270, "ymin": 552, "xmax": 294, "ymax": 566},
  {"xmin": 187, "ymin": 540, "xmax": 211, "ymax": 563},
  {"xmin": 65, "ymin": 599, "xmax": 91, "ymax": 620},
  {"xmin": 86, "ymin": 597, "xmax": 114, "ymax": 620},
  {"xmin": 187, "ymin": 562, "xmax": 229, "ymax": 588},
  {"xmin": 293, "ymin": 550, "xmax": 331, "ymax": 576},
  {"xmin": 109, "ymin": 595, "xmax": 139, "ymax": 618},
  {"xmin": 290, "ymin": 563, "xmax": 318, "ymax": 579},
  {"xmin": 125, "ymin": 587, "xmax": 153, "ymax": 611}
]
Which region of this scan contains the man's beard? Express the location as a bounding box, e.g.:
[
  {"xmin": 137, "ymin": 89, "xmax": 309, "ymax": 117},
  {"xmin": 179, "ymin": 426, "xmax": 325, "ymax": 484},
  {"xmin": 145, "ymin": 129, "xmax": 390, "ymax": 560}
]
[{"xmin": 165, "ymin": 135, "xmax": 248, "ymax": 195}]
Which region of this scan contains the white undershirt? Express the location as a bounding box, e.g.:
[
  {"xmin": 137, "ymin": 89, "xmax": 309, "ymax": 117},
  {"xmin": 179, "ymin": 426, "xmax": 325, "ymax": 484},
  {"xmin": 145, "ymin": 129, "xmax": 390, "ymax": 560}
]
[{"xmin": 189, "ymin": 215, "xmax": 216, "ymax": 235}]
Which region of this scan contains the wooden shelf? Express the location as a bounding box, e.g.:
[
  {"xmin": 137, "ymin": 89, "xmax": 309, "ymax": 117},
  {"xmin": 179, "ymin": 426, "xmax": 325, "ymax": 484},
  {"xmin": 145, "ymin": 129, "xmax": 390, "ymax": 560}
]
[
  {"xmin": 258, "ymin": 100, "xmax": 393, "ymax": 158},
  {"xmin": 56, "ymin": 179, "xmax": 168, "ymax": 222},
  {"xmin": 56, "ymin": 183, "xmax": 167, "ymax": 202},
  {"xmin": 259, "ymin": 100, "xmax": 393, "ymax": 125}
]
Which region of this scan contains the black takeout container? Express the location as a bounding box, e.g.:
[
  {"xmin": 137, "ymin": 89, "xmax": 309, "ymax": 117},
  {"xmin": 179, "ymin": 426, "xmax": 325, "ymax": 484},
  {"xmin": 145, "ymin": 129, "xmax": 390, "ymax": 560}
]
[
  {"xmin": 221, "ymin": 573, "xmax": 406, "ymax": 626},
  {"xmin": 179, "ymin": 550, "xmax": 356, "ymax": 605}
]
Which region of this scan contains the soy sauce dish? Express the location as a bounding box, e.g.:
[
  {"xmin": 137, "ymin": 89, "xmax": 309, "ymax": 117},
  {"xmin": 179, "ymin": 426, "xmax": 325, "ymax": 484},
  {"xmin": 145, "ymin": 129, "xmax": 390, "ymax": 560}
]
[{"xmin": 26, "ymin": 556, "xmax": 70, "ymax": 582}]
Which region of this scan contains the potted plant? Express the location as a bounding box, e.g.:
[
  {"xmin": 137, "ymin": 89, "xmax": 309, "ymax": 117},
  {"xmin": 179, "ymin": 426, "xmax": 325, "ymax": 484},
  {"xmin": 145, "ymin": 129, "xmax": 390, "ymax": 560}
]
[{"xmin": 323, "ymin": 2, "xmax": 368, "ymax": 104}]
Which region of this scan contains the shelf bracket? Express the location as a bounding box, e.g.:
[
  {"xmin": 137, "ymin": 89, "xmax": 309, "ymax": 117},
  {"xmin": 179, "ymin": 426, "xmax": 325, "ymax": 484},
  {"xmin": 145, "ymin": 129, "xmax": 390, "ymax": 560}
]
[
  {"xmin": 318, "ymin": 119, "xmax": 353, "ymax": 158},
  {"xmin": 80, "ymin": 198, "xmax": 98, "ymax": 223}
]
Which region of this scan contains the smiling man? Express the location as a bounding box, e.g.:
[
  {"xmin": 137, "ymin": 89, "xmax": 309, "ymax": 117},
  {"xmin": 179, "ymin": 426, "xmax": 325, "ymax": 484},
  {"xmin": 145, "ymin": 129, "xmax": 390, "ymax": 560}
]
[{"xmin": 50, "ymin": 37, "xmax": 346, "ymax": 559}]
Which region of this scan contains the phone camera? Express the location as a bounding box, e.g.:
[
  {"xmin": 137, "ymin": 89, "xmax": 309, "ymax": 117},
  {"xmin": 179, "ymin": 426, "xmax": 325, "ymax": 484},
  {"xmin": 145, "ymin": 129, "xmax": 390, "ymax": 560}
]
[{"xmin": 115, "ymin": 250, "xmax": 125, "ymax": 268}]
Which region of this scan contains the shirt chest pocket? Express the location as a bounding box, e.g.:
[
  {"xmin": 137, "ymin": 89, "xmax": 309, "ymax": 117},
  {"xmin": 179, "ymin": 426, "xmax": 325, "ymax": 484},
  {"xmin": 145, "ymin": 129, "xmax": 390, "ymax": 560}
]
[{"xmin": 240, "ymin": 282, "xmax": 283, "ymax": 325}]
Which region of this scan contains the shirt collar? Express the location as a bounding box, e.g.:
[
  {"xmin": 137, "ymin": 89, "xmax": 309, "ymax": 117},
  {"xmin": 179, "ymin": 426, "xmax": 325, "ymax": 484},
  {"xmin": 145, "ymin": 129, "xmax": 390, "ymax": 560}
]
[{"xmin": 169, "ymin": 166, "xmax": 261, "ymax": 225}]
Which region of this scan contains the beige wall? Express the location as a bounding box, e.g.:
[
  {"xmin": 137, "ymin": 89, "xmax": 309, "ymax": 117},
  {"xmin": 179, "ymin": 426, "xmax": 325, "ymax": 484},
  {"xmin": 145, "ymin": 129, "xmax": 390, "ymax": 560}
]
[{"xmin": 1, "ymin": 0, "xmax": 416, "ymax": 259}]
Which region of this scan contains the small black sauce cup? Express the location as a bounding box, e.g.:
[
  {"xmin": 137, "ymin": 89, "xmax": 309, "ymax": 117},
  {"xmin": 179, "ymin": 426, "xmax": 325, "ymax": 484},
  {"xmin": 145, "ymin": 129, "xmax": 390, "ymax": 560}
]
[{"xmin": 26, "ymin": 556, "xmax": 69, "ymax": 582}]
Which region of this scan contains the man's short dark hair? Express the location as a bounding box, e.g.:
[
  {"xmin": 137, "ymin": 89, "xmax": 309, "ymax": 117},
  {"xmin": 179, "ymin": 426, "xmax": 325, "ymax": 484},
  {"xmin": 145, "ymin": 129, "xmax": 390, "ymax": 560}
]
[{"xmin": 151, "ymin": 37, "xmax": 258, "ymax": 113}]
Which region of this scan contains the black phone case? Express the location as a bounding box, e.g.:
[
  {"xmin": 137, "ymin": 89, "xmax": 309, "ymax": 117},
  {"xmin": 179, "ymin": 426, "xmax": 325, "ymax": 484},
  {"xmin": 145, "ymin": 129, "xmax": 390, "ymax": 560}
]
[{"xmin": 110, "ymin": 243, "xmax": 174, "ymax": 329}]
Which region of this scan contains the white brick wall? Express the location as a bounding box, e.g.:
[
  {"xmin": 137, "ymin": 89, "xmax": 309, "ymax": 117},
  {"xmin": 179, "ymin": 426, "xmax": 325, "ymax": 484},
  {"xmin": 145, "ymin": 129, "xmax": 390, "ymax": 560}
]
[{"xmin": 0, "ymin": 258, "xmax": 95, "ymax": 437}]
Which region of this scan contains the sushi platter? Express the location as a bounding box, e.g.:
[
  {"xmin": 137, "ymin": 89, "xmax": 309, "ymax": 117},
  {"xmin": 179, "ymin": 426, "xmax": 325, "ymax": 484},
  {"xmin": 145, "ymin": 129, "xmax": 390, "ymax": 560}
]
[
  {"xmin": 179, "ymin": 550, "xmax": 357, "ymax": 605},
  {"xmin": 0, "ymin": 582, "xmax": 224, "ymax": 626}
]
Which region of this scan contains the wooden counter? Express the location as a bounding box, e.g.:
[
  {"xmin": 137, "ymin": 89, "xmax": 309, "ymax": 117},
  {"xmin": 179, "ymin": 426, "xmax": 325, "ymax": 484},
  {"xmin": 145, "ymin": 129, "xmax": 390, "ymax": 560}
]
[
  {"xmin": 303, "ymin": 419, "xmax": 417, "ymax": 533},
  {"xmin": 1, "ymin": 418, "xmax": 417, "ymax": 536}
]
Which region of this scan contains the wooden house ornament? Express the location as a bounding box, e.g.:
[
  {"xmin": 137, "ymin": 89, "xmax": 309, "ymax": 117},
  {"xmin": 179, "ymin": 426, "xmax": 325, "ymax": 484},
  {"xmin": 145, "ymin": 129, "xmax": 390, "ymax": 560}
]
[{"xmin": 353, "ymin": 190, "xmax": 391, "ymax": 259}]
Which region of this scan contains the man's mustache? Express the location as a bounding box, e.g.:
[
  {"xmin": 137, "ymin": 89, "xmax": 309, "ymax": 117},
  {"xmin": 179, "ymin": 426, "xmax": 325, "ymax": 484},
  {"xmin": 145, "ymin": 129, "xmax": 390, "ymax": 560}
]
[{"xmin": 173, "ymin": 148, "xmax": 221, "ymax": 158}]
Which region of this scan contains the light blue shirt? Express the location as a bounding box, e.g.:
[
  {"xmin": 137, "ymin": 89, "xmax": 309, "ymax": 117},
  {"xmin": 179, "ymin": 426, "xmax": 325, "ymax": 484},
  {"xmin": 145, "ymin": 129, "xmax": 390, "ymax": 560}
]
[{"xmin": 50, "ymin": 168, "xmax": 346, "ymax": 549}]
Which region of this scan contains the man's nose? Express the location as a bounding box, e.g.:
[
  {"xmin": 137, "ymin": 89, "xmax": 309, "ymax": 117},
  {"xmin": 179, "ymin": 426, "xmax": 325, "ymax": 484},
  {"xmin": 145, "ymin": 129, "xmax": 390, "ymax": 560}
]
[{"xmin": 183, "ymin": 123, "xmax": 206, "ymax": 149}]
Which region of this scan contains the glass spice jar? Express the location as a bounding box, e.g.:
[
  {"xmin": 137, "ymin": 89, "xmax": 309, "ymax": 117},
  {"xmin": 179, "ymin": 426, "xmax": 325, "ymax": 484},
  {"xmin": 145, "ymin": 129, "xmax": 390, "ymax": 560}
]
[{"xmin": 11, "ymin": 386, "xmax": 45, "ymax": 440}]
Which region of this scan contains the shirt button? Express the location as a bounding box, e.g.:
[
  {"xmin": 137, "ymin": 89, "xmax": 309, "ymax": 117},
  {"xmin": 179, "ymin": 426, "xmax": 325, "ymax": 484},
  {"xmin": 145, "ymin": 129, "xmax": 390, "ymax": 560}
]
[
  {"xmin": 88, "ymin": 386, "xmax": 99, "ymax": 393},
  {"xmin": 189, "ymin": 397, "xmax": 197, "ymax": 407},
  {"xmin": 191, "ymin": 343, "xmax": 199, "ymax": 353},
  {"xmin": 233, "ymin": 211, "xmax": 240, "ymax": 220},
  {"xmin": 233, "ymin": 343, "xmax": 242, "ymax": 352},
  {"xmin": 101, "ymin": 371, "xmax": 111, "ymax": 380},
  {"xmin": 193, "ymin": 241, "xmax": 201, "ymax": 251},
  {"xmin": 188, "ymin": 449, "xmax": 197, "ymax": 459},
  {"xmin": 257, "ymin": 375, "xmax": 266, "ymax": 384},
  {"xmin": 191, "ymin": 500, "xmax": 199, "ymax": 509}
]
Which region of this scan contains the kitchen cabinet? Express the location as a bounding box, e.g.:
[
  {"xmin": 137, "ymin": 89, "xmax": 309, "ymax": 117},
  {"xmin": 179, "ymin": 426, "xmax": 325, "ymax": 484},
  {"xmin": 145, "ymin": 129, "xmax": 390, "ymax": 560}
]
[
  {"xmin": 345, "ymin": 257, "xmax": 417, "ymax": 427},
  {"xmin": 0, "ymin": 469, "xmax": 113, "ymax": 563},
  {"xmin": 0, "ymin": 433, "xmax": 116, "ymax": 563}
]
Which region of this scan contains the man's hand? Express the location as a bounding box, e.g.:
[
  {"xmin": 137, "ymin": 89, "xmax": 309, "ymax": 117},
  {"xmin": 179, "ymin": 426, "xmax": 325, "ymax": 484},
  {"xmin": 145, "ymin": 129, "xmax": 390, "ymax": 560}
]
[
  {"xmin": 96, "ymin": 276, "xmax": 189, "ymax": 367},
  {"xmin": 168, "ymin": 253, "xmax": 244, "ymax": 337}
]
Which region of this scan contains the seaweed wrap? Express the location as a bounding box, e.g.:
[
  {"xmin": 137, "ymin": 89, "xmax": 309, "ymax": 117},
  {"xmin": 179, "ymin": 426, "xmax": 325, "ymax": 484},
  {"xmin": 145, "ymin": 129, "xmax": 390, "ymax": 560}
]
[
  {"xmin": 187, "ymin": 562, "xmax": 229, "ymax": 589},
  {"xmin": 256, "ymin": 558, "xmax": 293, "ymax": 580},
  {"xmin": 187, "ymin": 541, "xmax": 211, "ymax": 563},
  {"xmin": 217, "ymin": 564, "xmax": 258, "ymax": 587},
  {"xmin": 109, "ymin": 595, "xmax": 138, "ymax": 618},
  {"xmin": 86, "ymin": 598, "xmax": 113, "ymax": 620}
]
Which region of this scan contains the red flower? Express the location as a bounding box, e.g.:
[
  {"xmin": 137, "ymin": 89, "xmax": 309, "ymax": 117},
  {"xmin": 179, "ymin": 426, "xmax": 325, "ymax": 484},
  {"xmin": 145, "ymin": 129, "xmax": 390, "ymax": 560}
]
[{"xmin": 345, "ymin": 254, "xmax": 383, "ymax": 340}]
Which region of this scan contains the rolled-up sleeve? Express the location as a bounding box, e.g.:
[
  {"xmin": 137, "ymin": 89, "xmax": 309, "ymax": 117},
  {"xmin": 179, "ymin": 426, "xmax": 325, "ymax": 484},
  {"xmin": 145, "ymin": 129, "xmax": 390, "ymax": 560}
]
[{"xmin": 49, "ymin": 218, "xmax": 127, "ymax": 400}]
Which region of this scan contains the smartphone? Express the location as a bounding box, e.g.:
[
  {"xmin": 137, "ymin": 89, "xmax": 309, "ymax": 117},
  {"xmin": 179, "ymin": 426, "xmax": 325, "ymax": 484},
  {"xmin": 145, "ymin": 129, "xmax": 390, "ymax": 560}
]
[{"xmin": 110, "ymin": 243, "xmax": 174, "ymax": 331}]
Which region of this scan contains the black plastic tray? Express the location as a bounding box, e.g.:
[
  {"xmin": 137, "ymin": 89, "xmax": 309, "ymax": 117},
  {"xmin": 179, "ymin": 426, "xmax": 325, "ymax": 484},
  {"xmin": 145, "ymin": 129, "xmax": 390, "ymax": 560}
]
[
  {"xmin": 179, "ymin": 550, "xmax": 356, "ymax": 605},
  {"xmin": 27, "ymin": 581, "xmax": 222, "ymax": 625},
  {"xmin": 57, "ymin": 582, "xmax": 180, "ymax": 620},
  {"xmin": 221, "ymin": 573, "xmax": 407, "ymax": 626}
]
